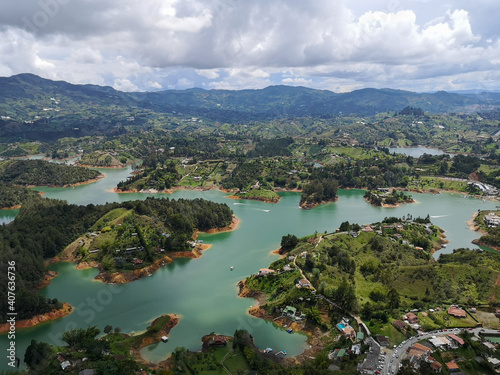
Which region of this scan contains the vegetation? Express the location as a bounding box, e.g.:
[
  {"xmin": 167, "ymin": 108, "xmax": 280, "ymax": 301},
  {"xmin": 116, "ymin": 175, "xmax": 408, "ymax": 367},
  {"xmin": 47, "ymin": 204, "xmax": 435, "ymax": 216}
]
[
  {"xmin": 243, "ymin": 218, "xmax": 500, "ymax": 338},
  {"xmin": 0, "ymin": 183, "xmax": 40, "ymax": 208},
  {"xmin": 0, "ymin": 196, "xmax": 233, "ymax": 323},
  {"xmin": 0, "ymin": 159, "xmax": 100, "ymax": 186},
  {"xmin": 364, "ymin": 189, "xmax": 414, "ymax": 206}
]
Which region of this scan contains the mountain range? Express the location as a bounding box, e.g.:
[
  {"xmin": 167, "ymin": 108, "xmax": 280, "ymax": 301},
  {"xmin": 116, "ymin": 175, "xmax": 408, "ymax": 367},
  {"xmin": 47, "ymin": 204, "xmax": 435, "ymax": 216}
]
[{"xmin": 1, "ymin": 73, "xmax": 500, "ymax": 141}]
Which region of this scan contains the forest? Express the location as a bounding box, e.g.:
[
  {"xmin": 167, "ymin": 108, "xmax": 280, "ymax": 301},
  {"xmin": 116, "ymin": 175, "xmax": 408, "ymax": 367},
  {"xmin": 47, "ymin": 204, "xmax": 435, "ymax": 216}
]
[
  {"xmin": 0, "ymin": 159, "xmax": 101, "ymax": 186},
  {"xmin": 0, "ymin": 184, "xmax": 40, "ymax": 208}
]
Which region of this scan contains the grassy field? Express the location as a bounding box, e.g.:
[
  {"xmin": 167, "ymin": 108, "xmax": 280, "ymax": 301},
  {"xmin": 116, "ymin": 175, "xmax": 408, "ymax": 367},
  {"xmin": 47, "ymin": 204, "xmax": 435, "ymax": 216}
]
[
  {"xmin": 368, "ymin": 321, "xmax": 406, "ymax": 347},
  {"xmin": 235, "ymin": 188, "xmax": 280, "ymax": 202},
  {"xmin": 407, "ymin": 176, "xmax": 469, "ymax": 192}
]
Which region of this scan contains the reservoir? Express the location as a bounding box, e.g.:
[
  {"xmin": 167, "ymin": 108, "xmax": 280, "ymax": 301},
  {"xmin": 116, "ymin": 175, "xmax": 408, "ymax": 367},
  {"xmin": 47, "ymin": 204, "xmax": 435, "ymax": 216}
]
[
  {"xmin": 388, "ymin": 146, "xmax": 447, "ymax": 158},
  {"xmin": 1, "ymin": 166, "xmax": 497, "ymax": 370}
]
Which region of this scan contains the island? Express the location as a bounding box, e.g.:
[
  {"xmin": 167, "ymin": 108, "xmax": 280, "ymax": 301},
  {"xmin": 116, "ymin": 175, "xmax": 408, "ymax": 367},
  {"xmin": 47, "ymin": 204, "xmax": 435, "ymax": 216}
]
[
  {"xmin": 0, "ymin": 159, "xmax": 102, "ymax": 187},
  {"xmin": 364, "ymin": 188, "xmax": 414, "ymax": 207},
  {"xmin": 0, "ymin": 195, "xmax": 234, "ymax": 328}
]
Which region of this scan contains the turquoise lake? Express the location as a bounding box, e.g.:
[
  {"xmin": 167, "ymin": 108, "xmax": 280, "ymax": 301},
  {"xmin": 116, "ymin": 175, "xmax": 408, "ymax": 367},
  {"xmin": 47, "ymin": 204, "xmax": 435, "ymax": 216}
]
[{"xmin": 1, "ymin": 164, "xmax": 498, "ymax": 370}]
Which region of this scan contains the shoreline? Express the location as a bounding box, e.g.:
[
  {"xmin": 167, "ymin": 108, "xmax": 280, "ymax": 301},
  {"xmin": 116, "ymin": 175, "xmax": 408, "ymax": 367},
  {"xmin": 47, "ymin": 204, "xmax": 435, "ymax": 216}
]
[
  {"xmin": 237, "ymin": 279, "xmax": 325, "ymax": 364},
  {"xmin": 299, "ymin": 196, "xmax": 338, "ymax": 210},
  {"xmin": 364, "ymin": 196, "xmax": 415, "ymax": 208},
  {"xmin": 77, "ymin": 164, "xmax": 128, "ymax": 169},
  {"xmin": 0, "ymin": 302, "xmax": 73, "ymax": 333},
  {"xmin": 468, "ymin": 211, "xmax": 500, "ymax": 251},
  {"xmin": 21, "ymin": 174, "xmax": 105, "ymax": 189},
  {"xmin": 49, "ymin": 216, "xmax": 237, "ymax": 285},
  {"xmin": 0, "ymin": 204, "xmax": 21, "ymax": 210},
  {"xmin": 226, "ymin": 194, "xmax": 280, "ymax": 204},
  {"xmin": 128, "ymin": 314, "xmax": 180, "ymax": 370},
  {"xmin": 62, "ymin": 174, "xmax": 105, "ymax": 188}
]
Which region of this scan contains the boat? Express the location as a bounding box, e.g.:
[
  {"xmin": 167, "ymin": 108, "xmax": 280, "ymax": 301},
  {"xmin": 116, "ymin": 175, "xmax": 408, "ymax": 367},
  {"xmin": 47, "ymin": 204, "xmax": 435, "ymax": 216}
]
[
  {"xmin": 264, "ymin": 348, "xmax": 273, "ymax": 353},
  {"xmin": 286, "ymin": 329, "xmax": 293, "ymax": 334},
  {"xmin": 230, "ymin": 266, "xmax": 234, "ymax": 271}
]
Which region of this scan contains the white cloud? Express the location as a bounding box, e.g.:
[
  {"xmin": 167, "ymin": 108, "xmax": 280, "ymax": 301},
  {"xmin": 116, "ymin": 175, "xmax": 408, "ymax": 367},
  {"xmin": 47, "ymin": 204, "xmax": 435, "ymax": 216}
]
[{"xmin": 0, "ymin": 0, "xmax": 499, "ymax": 92}]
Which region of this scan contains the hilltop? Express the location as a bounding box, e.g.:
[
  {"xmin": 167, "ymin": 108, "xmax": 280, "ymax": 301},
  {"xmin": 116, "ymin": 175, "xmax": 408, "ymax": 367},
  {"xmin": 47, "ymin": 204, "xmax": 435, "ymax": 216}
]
[{"xmin": 2, "ymin": 74, "xmax": 500, "ymax": 141}]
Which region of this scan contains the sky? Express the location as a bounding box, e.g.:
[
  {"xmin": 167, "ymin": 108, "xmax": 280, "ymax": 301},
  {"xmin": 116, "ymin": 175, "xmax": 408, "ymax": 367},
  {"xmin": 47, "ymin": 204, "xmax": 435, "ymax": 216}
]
[{"xmin": 0, "ymin": 0, "xmax": 499, "ymax": 93}]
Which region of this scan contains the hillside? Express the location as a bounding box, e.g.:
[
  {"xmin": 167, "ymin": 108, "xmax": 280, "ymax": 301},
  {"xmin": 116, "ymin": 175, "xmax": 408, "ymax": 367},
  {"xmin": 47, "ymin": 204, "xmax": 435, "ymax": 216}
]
[
  {"xmin": 0, "ymin": 159, "xmax": 101, "ymax": 186},
  {"xmin": 2, "ymin": 74, "xmax": 500, "ymax": 141}
]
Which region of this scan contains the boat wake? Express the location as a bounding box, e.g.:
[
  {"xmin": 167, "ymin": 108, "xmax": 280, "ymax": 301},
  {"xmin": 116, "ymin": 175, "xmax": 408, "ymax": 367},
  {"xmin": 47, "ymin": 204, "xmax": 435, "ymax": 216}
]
[{"xmin": 430, "ymin": 215, "xmax": 449, "ymax": 218}]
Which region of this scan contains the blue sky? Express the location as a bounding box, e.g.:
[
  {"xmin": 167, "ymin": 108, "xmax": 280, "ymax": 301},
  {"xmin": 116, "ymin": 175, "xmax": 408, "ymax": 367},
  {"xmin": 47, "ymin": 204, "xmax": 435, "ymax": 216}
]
[{"xmin": 0, "ymin": 0, "xmax": 499, "ymax": 93}]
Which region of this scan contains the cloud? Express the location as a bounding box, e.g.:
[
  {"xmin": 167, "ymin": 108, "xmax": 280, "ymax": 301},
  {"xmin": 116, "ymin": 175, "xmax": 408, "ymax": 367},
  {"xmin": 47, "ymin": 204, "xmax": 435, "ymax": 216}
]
[{"xmin": 0, "ymin": 0, "xmax": 499, "ymax": 92}]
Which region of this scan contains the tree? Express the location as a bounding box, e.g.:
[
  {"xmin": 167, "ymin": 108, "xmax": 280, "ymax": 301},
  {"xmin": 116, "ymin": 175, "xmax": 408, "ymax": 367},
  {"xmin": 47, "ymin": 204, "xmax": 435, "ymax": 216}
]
[
  {"xmin": 387, "ymin": 288, "xmax": 400, "ymax": 309},
  {"xmin": 24, "ymin": 340, "xmax": 52, "ymax": 369},
  {"xmin": 104, "ymin": 325, "xmax": 113, "ymax": 334},
  {"xmin": 280, "ymin": 234, "xmax": 298, "ymax": 252},
  {"xmin": 61, "ymin": 326, "xmax": 100, "ymax": 349}
]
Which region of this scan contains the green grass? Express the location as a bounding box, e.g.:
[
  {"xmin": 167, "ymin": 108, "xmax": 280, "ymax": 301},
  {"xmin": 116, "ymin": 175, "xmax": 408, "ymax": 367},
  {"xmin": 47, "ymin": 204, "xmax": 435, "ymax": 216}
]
[
  {"xmin": 235, "ymin": 188, "xmax": 280, "ymax": 202},
  {"xmin": 223, "ymin": 350, "xmax": 251, "ymax": 373},
  {"xmin": 408, "ymin": 176, "xmax": 468, "ymax": 192},
  {"xmin": 368, "ymin": 321, "xmax": 406, "ymax": 347},
  {"xmin": 91, "ymin": 208, "xmax": 130, "ymax": 231}
]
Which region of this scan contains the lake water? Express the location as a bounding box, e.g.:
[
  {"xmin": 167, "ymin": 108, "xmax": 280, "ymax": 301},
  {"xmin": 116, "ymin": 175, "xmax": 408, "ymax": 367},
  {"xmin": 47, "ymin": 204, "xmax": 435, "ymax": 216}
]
[
  {"xmin": 388, "ymin": 146, "xmax": 447, "ymax": 158},
  {"xmin": 1, "ymin": 166, "xmax": 497, "ymax": 370}
]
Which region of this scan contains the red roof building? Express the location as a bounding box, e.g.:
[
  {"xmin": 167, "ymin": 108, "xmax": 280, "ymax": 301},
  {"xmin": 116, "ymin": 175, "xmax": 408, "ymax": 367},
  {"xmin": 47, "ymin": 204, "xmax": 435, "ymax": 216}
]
[
  {"xmin": 406, "ymin": 312, "xmax": 419, "ymax": 324},
  {"xmin": 447, "ymin": 306, "xmax": 466, "ymax": 318},
  {"xmin": 447, "ymin": 334, "xmax": 465, "ymax": 346}
]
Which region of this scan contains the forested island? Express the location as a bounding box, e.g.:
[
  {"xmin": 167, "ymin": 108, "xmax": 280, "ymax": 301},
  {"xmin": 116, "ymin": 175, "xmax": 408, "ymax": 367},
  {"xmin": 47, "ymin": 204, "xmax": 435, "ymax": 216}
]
[
  {"xmin": 364, "ymin": 189, "xmax": 414, "ymax": 207},
  {"xmin": 0, "ymin": 159, "xmax": 101, "ymax": 187},
  {"xmin": 0, "ymin": 196, "xmax": 233, "ymax": 324}
]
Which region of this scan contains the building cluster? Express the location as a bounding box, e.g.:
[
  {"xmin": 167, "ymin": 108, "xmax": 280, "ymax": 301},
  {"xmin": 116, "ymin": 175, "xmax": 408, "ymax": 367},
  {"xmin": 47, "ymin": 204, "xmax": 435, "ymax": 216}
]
[
  {"xmin": 468, "ymin": 181, "xmax": 498, "ymax": 196},
  {"xmin": 483, "ymin": 212, "xmax": 500, "ymax": 227}
]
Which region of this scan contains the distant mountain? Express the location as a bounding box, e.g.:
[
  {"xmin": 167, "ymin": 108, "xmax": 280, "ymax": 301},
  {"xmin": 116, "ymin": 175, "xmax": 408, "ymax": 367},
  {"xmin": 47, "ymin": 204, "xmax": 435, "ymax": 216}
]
[{"xmin": 1, "ymin": 74, "xmax": 500, "ymax": 141}]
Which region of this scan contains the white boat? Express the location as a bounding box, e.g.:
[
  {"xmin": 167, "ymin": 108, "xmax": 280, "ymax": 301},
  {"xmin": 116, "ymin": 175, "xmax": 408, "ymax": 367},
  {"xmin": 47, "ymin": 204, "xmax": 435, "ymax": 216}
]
[{"xmin": 230, "ymin": 266, "xmax": 234, "ymax": 271}]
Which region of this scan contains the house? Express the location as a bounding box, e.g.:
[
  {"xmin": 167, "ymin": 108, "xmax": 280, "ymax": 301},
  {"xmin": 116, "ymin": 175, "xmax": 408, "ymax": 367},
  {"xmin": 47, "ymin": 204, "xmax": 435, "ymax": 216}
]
[
  {"xmin": 343, "ymin": 326, "xmax": 356, "ymax": 340},
  {"xmin": 446, "ymin": 361, "xmax": 460, "ymax": 372},
  {"xmin": 283, "ymin": 265, "xmax": 293, "ymax": 272},
  {"xmin": 283, "ymin": 306, "xmax": 297, "ymax": 318},
  {"xmin": 329, "ymin": 348, "xmax": 346, "ymax": 360},
  {"xmin": 406, "ymin": 312, "xmax": 419, "ymax": 324},
  {"xmin": 430, "ymin": 361, "xmax": 442, "ymax": 373},
  {"xmin": 495, "ymin": 309, "xmax": 500, "ymax": 317},
  {"xmin": 61, "ymin": 361, "xmax": 71, "ymax": 370},
  {"xmin": 484, "ymin": 213, "xmax": 500, "ymax": 227},
  {"xmin": 376, "ymin": 335, "xmax": 389, "ymax": 347},
  {"xmin": 407, "ymin": 342, "xmax": 431, "ymax": 360},
  {"xmin": 297, "ymin": 278, "xmax": 312, "ymax": 289},
  {"xmin": 207, "ymin": 335, "xmax": 228, "ymax": 346},
  {"xmin": 259, "ymin": 268, "xmax": 275, "ymax": 276},
  {"xmin": 393, "ymin": 320, "xmax": 407, "ymax": 330},
  {"xmin": 133, "ymin": 258, "xmax": 143, "ymax": 265},
  {"xmin": 357, "ymin": 331, "xmax": 364, "ymax": 342},
  {"xmin": 429, "ymin": 336, "xmax": 451, "ymax": 349},
  {"xmin": 487, "ymin": 357, "xmax": 500, "ymax": 369},
  {"xmin": 362, "ymin": 226, "xmax": 373, "ymax": 232},
  {"xmin": 447, "ymin": 334, "xmax": 464, "ymax": 347},
  {"xmin": 447, "ymin": 306, "xmax": 466, "ymax": 318}
]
